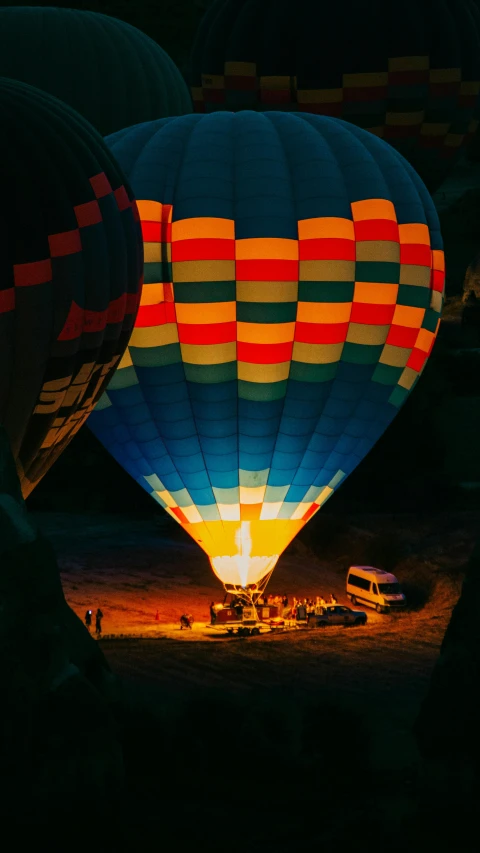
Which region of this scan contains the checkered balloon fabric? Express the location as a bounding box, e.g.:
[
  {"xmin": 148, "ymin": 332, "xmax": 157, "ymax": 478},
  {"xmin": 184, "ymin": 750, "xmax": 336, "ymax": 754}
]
[{"xmin": 89, "ymin": 111, "xmax": 444, "ymax": 588}]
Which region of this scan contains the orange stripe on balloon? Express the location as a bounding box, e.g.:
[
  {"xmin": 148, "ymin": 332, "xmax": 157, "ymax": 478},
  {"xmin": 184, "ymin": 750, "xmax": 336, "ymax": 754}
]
[
  {"xmin": 350, "ymin": 302, "xmax": 395, "ymax": 324},
  {"xmin": 236, "ymin": 259, "xmax": 298, "ymax": 281},
  {"xmin": 295, "ymin": 321, "xmax": 349, "ymax": 344},
  {"xmin": 237, "ymin": 340, "xmax": 293, "ymax": 363},
  {"xmin": 178, "ymin": 321, "xmax": 236, "ymax": 344},
  {"xmin": 240, "ymin": 503, "xmax": 262, "ymax": 521},
  {"xmin": 299, "ymin": 238, "xmax": 355, "ymax": 261},
  {"xmin": 172, "ymin": 238, "xmax": 235, "ymax": 262}
]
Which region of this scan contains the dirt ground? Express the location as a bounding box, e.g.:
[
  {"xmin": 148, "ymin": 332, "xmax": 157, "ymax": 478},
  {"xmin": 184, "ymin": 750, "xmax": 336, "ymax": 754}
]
[{"xmin": 34, "ymin": 509, "xmax": 476, "ymax": 727}]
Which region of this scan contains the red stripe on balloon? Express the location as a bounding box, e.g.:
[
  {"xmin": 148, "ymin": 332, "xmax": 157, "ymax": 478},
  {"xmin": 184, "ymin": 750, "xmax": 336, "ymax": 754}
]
[
  {"xmin": 237, "ymin": 340, "xmax": 293, "ymax": 363},
  {"xmin": 114, "ymin": 186, "xmax": 131, "ymax": 211},
  {"xmin": 90, "ymin": 172, "xmax": 113, "ymax": 199},
  {"xmin": 172, "ymin": 238, "xmax": 235, "ymax": 262},
  {"xmin": 106, "ymin": 294, "xmax": 127, "ymax": 325},
  {"xmin": 75, "ymin": 199, "xmax": 102, "ymax": 228},
  {"xmin": 126, "ymin": 291, "xmax": 142, "ymax": 314},
  {"xmin": 0, "ymin": 288, "xmax": 14, "ymax": 313},
  {"xmin": 386, "ymin": 325, "xmax": 419, "ymax": 348},
  {"xmin": 299, "ymin": 238, "xmax": 355, "ymax": 261},
  {"xmin": 142, "ymin": 221, "xmax": 161, "ymax": 242},
  {"xmin": 407, "ymin": 348, "xmax": 428, "ymax": 372},
  {"xmin": 295, "ymin": 322, "xmax": 349, "ymax": 344},
  {"xmin": 178, "ymin": 321, "xmax": 236, "ymax": 344},
  {"xmin": 400, "ymin": 244, "xmax": 432, "ymax": 266},
  {"xmin": 343, "ymin": 86, "xmax": 388, "ymax": 102},
  {"xmin": 14, "ymin": 259, "xmax": 52, "ymax": 286},
  {"xmin": 302, "ymin": 502, "xmax": 319, "ymax": 522},
  {"xmin": 354, "ymin": 220, "xmax": 399, "ymax": 241},
  {"xmin": 236, "ymin": 259, "xmax": 298, "ymax": 281},
  {"xmin": 48, "ymin": 229, "xmax": 82, "ymax": 257},
  {"xmin": 135, "ymin": 303, "xmax": 176, "ymax": 327},
  {"xmin": 432, "ymin": 269, "xmax": 445, "ymax": 292},
  {"xmin": 350, "ymin": 302, "xmax": 395, "ymax": 324},
  {"xmin": 388, "ymin": 71, "xmax": 429, "ymax": 85},
  {"xmin": 171, "ymin": 506, "xmax": 189, "ymax": 524},
  {"xmin": 57, "ymin": 302, "xmax": 84, "ymax": 341}
]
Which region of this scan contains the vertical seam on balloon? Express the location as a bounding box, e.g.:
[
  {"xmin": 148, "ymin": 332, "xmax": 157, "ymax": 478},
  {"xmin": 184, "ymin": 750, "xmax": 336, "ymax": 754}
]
[
  {"xmin": 281, "ymin": 114, "xmax": 360, "ymax": 509},
  {"xmin": 255, "ymin": 112, "xmax": 299, "ymax": 518}
]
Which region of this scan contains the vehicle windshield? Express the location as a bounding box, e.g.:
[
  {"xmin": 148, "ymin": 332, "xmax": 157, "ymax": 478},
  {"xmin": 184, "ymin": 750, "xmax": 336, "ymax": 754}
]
[{"xmin": 378, "ymin": 583, "xmax": 402, "ymax": 595}]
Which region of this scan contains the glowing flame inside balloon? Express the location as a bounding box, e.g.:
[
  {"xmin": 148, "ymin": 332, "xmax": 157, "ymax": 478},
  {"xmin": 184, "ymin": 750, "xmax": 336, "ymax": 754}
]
[{"xmin": 211, "ymin": 521, "xmax": 279, "ymax": 588}]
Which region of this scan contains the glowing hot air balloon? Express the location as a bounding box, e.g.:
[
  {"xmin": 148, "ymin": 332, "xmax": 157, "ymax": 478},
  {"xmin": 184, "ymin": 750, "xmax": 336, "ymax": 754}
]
[
  {"xmin": 0, "ymin": 78, "xmax": 143, "ymax": 497},
  {"xmin": 88, "ymin": 112, "xmax": 444, "ymax": 599},
  {"xmin": 190, "ymin": 0, "xmax": 480, "ymax": 192}
]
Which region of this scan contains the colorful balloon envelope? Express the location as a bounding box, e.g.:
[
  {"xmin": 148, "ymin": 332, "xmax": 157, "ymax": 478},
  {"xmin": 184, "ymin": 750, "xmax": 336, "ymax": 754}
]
[
  {"xmin": 0, "ymin": 78, "xmax": 143, "ymax": 497},
  {"xmin": 190, "ymin": 0, "xmax": 480, "ymax": 192},
  {"xmin": 0, "ymin": 7, "xmax": 192, "ymax": 137},
  {"xmin": 89, "ymin": 111, "xmax": 444, "ymax": 592}
]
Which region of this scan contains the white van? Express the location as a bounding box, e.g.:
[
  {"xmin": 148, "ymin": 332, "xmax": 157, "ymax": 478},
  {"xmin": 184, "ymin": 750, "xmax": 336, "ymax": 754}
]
[{"xmin": 346, "ymin": 565, "xmax": 406, "ymax": 613}]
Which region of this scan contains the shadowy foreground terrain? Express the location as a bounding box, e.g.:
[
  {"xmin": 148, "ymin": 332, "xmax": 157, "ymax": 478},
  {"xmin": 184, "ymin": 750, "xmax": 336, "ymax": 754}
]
[{"xmin": 17, "ymin": 509, "xmax": 478, "ymax": 850}]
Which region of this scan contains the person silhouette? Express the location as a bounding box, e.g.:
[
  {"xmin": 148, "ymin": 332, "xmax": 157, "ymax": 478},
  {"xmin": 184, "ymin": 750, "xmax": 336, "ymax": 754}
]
[{"xmin": 95, "ymin": 608, "xmax": 103, "ymax": 635}]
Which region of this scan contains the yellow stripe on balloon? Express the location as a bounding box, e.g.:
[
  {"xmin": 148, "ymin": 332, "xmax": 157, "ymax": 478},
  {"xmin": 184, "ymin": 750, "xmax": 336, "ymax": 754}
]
[
  {"xmin": 292, "ymin": 341, "xmax": 343, "ymax": 363},
  {"xmin": 238, "ymin": 362, "xmax": 290, "ymax": 382},
  {"xmin": 180, "ymin": 342, "xmax": 236, "ymax": 365},
  {"xmin": 130, "ymin": 324, "xmax": 178, "ymax": 347},
  {"xmin": 346, "ymin": 324, "xmax": 389, "ymax": 345},
  {"xmin": 299, "ymin": 260, "xmax": 355, "ymax": 281},
  {"xmin": 172, "ymin": 259, "xmax": 235, "ymax": 282},
  {"xmin": 237, "ymin": 281, "xmax": 298, "ymax": 302},
  {"xmin": 356, "ymin": 241, "xmax": 400, "ymax": 262}
]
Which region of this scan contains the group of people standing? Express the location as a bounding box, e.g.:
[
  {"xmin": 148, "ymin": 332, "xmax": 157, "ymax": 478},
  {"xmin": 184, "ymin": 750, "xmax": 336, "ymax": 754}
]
[
  {"xmin": 84, "ymin": 607, "xmax": 104, "ymax": 635},
  {"xmin": 260, "ymin": 593, "xmax": 337, "ymax": 618}
]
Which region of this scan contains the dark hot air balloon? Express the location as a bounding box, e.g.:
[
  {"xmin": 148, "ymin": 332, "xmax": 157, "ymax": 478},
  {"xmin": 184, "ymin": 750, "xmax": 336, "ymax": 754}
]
[
  {"xmin": 88, "ymin": 111, "xmax": 444, "ymax": 600},
  {"xmin": 0, "ymin": 6, "xmax": 192, "ymax": 137},
  {"xmin": 0, "ymin": 78, "xmax": 143, "ymax": 497},
  {"xmin": 190, "ymin": 0, "xmax": 480, "ymax": 192}
]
